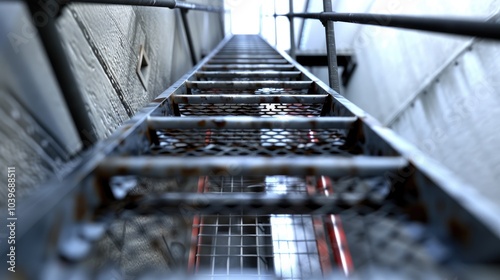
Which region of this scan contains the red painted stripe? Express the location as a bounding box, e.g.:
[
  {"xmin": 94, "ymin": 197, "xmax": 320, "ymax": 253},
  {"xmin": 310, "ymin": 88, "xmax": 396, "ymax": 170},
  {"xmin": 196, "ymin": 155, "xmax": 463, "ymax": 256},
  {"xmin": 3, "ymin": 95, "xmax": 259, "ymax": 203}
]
[
  {"xmin": 187, "ymin": 177, "xmax": 207, "ymax": 273},
  {"xmin": 306, "ymin": 177, "xmax": 333, "ymax": 275},
  {"xmin": 317, "ymin": 176, "xmax": 354, "ymax": 276}
]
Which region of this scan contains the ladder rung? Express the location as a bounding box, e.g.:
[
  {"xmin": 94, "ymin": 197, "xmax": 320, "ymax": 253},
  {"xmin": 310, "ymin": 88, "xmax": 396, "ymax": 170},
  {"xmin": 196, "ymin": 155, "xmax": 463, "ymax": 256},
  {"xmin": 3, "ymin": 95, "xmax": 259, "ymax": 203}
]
[
  {"xmin": 217, "ymin": 53, "xmax": 279, "ymax": 56},
  {"xmin": 213, "ymin": 55, "xmax": 283, "ymax": 59},
  {"xmin": 213, "ymin": 49, "xmax": 282, "ymax": 52},
  {"xmin": 203, "ymin": 64, "xmax": 295, "ymax": 70},
  {"xmin": 218, "ymin": 50, "xmax": 277, "ymax": 53},
  {"xmin": 186, "ymin": 81, "xmax": 312, "ymax": 90},
  {"xmin": 196, "ymin": 71, "xmax": 301, "ymax": 79},
  {"xmin": 98, "ymin": 156, "xmax": 408, "ymax": 178},
  {"xmin": 117, "ymin": 193, "xmax": 347, "ymax": 215},
  {"xmin": 222, "ymin": 47, "xmax": 273, "ymax": 49},
  {"xmin": 209, "ymin": 59, "xmax": 289, "ymax": 64},
  {"xmin": 172, "ymin": 94, "xmax": 327, "ymax": 104},
  {"xmin": 147, "ymin": 116, "xmax": 358, "ymax": 129}
]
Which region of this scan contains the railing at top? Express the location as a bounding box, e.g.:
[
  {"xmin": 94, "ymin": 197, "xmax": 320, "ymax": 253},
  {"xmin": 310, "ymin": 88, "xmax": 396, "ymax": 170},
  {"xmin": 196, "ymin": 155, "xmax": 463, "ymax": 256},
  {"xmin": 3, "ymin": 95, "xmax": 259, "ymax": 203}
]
[
  {"xmin": 275, "ymin": 0, "xmax": 500, "ymax": 93},
  {"xmin": 65, "ymin": 0, "xmax": 224, "ymax": 12},
  {"xmin": 280, "ymin": 12, "xmax": 500, "ymax": 40}
]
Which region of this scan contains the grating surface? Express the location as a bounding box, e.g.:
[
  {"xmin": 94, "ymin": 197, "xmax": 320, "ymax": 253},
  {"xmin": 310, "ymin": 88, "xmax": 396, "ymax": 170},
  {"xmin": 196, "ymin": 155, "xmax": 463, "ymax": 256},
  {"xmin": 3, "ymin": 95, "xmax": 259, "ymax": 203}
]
[
  {"xmin": 266, "ymin": 176, "xmax": 322, "ymax": 280},
  {"xmin": 194, "ymin": 215, "xmax": 275, "ymax": 279},
  {"xmin": 202, "ymin": 77, "xmax": 298, "ymax": 82},
  {"xmin": 192, "ymin": 176, "xmax": 327, "ymax": 280},
  {"xmin": 183, "ymin": 35, "xmax": 448, "ymax": 279},
  {"xmin": 83, "ymin": 35, "xmax": 451, "ymax": 279},
  {"xmin": 196, "ymin": 71, "xmax": 302, "ymax": 82},
  {"xmin": 180, "ymin": 36, "xmax": 339, "ymax": 277},
  {"xmin": 150, "ymin": 128, "xmax": 349, "ymax": 157},
  {"xmin": 189, "ymin": 88, "xmax": 310, "ymax": 95},
  {"xmin": 178, "ymin": 103, "xmax": 323, "ymax": 117},
  {"xmin": 189, "ymin": 37, "xmax": 340, "ymax": 279},
  {"xmin": 193, "ymin": 177, "xmax": 274, "ymax": 278}
]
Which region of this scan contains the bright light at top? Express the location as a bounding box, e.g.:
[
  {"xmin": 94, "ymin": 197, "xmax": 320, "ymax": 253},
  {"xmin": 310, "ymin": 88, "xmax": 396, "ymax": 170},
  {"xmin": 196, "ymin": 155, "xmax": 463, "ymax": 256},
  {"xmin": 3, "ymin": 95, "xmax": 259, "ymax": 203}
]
[
  {"xmin": 224, "ymin": 0, "xmax": 293, "ymax": 50},
  {"xmin": 224, "ymin": 0, "xmax": 265, "ymax": 34}
]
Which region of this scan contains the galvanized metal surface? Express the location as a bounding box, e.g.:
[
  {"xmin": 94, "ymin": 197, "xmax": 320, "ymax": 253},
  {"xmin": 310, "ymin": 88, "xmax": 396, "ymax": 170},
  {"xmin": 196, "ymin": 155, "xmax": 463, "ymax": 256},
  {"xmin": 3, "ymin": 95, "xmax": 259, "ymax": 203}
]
[{"xmin": 6, "ymin": 34, "xmax": 500, "ymax": 279}]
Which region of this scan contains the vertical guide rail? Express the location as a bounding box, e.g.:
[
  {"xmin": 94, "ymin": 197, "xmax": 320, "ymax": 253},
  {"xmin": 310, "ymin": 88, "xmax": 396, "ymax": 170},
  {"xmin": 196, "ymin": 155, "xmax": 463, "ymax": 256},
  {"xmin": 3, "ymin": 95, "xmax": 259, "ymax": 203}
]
[
  {"xmin": 180, "ymin": 9, "xmax": 198, "ymax": 66},
  {"xmin": 25, "ymin": 0, "xmax": 97, "ymax": 148},
  {"xmin": 322, "ymin": 0, "xmax": 341, "ymax": 92},
  {"xmin": 288, "ymin": 0, "xmax": 296, "ymax": 59}
]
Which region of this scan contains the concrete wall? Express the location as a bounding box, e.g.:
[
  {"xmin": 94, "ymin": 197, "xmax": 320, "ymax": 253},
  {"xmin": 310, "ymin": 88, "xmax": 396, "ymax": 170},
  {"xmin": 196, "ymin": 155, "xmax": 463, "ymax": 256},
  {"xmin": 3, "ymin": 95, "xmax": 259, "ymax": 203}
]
[
  {"xmin": 0, "ymin": 1, "xmax": 224, "ymax": 201},
  {"xmin": 300, "ymin": 0, "xmax": 500, "ymax": 200}
]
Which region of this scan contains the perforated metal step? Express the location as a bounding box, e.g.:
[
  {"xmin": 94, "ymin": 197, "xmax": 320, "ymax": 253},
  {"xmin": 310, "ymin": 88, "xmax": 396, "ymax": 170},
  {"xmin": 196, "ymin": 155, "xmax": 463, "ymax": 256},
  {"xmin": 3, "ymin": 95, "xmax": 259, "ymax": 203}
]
[{"xmin": 11, "ymin": 35, "xmax": 500, "ymax": 280}]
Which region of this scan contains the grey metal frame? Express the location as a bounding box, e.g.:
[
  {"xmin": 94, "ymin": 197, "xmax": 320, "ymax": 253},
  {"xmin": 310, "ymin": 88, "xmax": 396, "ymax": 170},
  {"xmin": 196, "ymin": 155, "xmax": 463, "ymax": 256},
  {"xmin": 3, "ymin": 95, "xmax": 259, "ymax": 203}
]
[
  {"xmin": 7, "ymin": 1, "xmax": 500, "ymax": 277},
  {"xmin": 8, "ymin": 33, "xmax": 500, "ymax": 280}
]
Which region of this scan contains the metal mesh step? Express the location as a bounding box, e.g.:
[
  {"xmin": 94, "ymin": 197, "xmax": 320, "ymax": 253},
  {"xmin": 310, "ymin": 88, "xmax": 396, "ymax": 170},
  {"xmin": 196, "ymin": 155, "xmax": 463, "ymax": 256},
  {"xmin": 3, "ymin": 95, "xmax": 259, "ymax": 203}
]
[
  {"xmin": 13, "ymin": 34, "xmax": 500, "ymax": 280},
  {"xmin": 195, "ymin": 71, "xmax": 302, "ymax": 81}
]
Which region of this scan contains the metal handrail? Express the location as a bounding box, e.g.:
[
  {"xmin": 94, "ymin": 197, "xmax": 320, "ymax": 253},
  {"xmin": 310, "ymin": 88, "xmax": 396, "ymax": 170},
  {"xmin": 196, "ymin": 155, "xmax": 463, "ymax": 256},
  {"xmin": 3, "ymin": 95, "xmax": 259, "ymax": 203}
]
[
  {"xmin": 280, "ymin": 12, "xmax": 500, "ymax": 40},
  {"xmin": 67, "ymin": 0, "xmax": 224, "ymax": 12},
  {"xmin": 281, "ymin": 0, "xmax": 500, "ymax": 92}
]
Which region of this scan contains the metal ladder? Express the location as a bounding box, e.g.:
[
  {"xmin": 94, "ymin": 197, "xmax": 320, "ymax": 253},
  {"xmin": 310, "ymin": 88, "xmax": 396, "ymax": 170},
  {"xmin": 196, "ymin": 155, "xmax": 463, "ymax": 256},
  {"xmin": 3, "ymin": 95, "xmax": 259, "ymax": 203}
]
[{"xmin": 10, "ymin": 34, "xmax": 500, "ymax": 279}]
